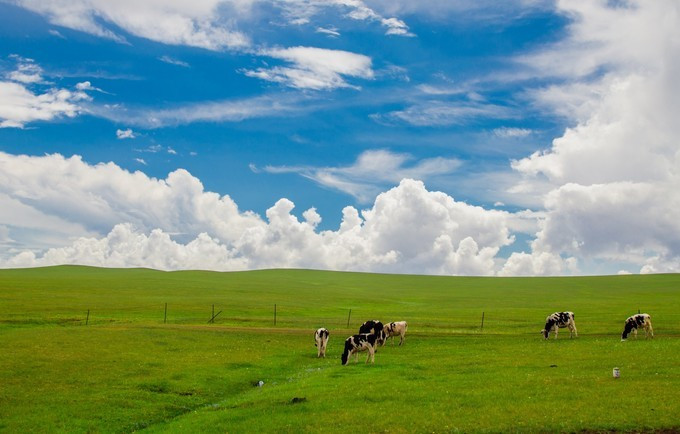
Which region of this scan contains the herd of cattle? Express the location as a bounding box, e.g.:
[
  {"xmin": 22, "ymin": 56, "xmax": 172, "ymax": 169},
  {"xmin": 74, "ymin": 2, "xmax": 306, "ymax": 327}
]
[
  {"xmin": 314, "ymin": 320, "xmax": 408, "ymax": 365},
  {"xmin": 314, "ymin": 312, "xmax": 654, "ymax": 365}
]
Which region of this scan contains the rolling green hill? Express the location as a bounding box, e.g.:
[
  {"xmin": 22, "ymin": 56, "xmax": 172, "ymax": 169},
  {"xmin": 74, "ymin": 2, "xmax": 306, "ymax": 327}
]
[{"xmin": 1, "ymin": 266, "xmax": 679, "ymax": 432}]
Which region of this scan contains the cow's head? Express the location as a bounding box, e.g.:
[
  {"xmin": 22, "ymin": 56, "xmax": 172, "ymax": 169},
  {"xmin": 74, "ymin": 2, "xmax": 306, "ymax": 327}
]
[
  {"xmin": 540, "ymin": 329, "xmax": 549, "ymax": 339},
  {"xmin": 376, "ymin": 329, "xmax": 387, "ymax": 347}
]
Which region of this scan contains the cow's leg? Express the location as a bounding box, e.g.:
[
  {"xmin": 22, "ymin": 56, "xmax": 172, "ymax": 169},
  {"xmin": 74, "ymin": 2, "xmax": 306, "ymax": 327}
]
[
  {"xmin": 367, "ymin": 346, "xmax": 375, "ymax": 364},
  {"xmin": 568, "ymin": 323, "xmax": 575, "ymax": 338},
  {"xmin": 648, "ymin": 323, "xmax": 654, "ymax": 339},
  {"xmin": 633, "ymin": 328, "xmax": 638, "ymax": 339},
  {"xmin": 399, "ymin": 332, "xmax": 404, "ymax": 346},
  {"xmin": 554, "ymin": 327, "xmax": 558, "ymax": 339},
  {"xmin": 572, "ymin": 322, "xmax": 578, "ymax": 338}
]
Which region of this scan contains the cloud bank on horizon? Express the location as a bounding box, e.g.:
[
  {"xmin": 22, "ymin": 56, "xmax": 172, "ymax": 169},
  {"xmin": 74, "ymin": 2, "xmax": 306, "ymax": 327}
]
[{"xmin": 1, "ymin": 0, "xmax": 679, "ymax": 276}]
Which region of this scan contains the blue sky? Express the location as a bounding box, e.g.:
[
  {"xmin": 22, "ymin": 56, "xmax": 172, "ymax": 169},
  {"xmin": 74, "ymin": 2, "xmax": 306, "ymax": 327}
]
[{"xmin": 1, "ymin": 1, "xmax": 679, "ymax": 276}]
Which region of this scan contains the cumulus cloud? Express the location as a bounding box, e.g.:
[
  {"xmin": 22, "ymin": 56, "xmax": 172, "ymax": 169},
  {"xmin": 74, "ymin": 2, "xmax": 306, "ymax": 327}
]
[
  {"xmin": 507, "ymin": 0, "xmax": 680, "ymax": 274},
  {"xmin": 0, "ymin": 57, "xmax": 94, "ymax": 128},
  {"xmin": 0, "ymin": 82, "xmax": 91, "ymax": 128},
  {"xmin": 0, "ymin": 152, "xmax": 522, "ymax": 275},
  {"xmin": 11, "ymin": 0, "xmax": 250, "ymax": 50},
  {"xmin": 244, "ymin": 46, "xmax": 373, "ymax": 90},
  {"xmin": 261, "ymin": 149, "xmax": 461, "ymax": 203}
]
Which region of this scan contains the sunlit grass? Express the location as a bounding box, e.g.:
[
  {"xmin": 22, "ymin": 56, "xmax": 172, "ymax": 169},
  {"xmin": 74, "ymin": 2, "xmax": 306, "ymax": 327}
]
[{"xmin": 1, "ymin": 266, "xmax": 679, "ymax": 432}]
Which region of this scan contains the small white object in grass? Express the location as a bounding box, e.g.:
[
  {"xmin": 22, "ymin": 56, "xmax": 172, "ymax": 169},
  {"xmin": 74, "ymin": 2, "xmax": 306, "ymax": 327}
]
[
  {"xmin": 613, "ymin": 367, "xmax": 620, "ymax": 378},
  {"xmin": 258, "ymin": 380, "xmax": 264, "ymax": 387}
]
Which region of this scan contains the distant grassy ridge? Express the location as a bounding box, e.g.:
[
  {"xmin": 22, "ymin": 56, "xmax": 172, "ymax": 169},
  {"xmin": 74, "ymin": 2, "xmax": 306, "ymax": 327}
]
[
  {"xmin": 1, "ymin": 266, "xmax": 679, "ymax": 334},
  {"xmin": 1, "ymin": 266, "xmax": 680, "ymax": 432}
]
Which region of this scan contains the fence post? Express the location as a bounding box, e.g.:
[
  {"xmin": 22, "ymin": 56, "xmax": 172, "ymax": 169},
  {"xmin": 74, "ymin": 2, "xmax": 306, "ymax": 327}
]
[
  {"xmin": 347, "ymin": 309, "xmax": 352, "ymax": 328},
  {"xmin": 164, "ymin": 303, "xmax": 167, "ymax": 324},
  {"xmin": 480, "ymin": 311, "xmax": 485, "ymax": 331},
  {"xmin": 212, "ymin": 304, "xmax": 215, "ymax": 323},
  {"xmin": 274, "ymin": 304, "xmax": 277, "ymax": 326},
  {"xmin": 86, "ymin": 309, "xmax": 90, "ymax": 326}
]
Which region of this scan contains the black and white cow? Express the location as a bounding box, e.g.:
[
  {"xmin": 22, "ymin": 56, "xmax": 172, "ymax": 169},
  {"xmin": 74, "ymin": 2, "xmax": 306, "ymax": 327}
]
[
  {"xmin": 621, "ymin": 313, "xmax": 653, "ymax": 341},
  {"xmin": 383, "ymin": 321, "xmax": 408, "ymax": 346},
  {"xmin": 359, "ymin": 319, "xmax": 384, "ymax": 335},
  {"xmin": 341, "ymin": 330, "xmax": 386, "ymax": 365},
  {"xmin": 359, "ymin": 320, "xmax": 386, "ymax": 347},
  {"xmin": 541, "ymin": 311, "xmax": 577, "ymax": 339},
  {"xmin": 314, "ymin": 328, "xmax": 330, "ymax": 358}
]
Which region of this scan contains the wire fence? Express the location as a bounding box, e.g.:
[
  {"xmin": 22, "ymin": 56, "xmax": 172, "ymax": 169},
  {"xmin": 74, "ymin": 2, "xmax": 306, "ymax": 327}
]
[{"xmin": 3, "ymin": 302, "xmax": 680, "ymax": 336}]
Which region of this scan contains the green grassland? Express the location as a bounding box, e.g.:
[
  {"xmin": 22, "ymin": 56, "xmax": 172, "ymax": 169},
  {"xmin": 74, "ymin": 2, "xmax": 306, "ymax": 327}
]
[{"xmin": 1, "ymin": 266, "xmax": 679, "ymax": 433}]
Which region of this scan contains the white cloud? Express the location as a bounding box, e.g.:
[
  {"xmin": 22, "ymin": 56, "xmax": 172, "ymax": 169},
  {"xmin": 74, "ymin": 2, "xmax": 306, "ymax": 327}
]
[
  {"xmin": 244, "ymin": 46, "xmax": 373, "ymax": 90},
  {"xmin": 374, "ymin": 100, "xmax": 513, "ymax": 127},
  {"xmin": 493, "ymin": 127, "xmax": 532, "ymax": 138},
  {"xmin": 48, "ymin": 29, "xmax": 66, "ymax": 38},
  {"xmin": 499, "ymin": 251, "xmax": 577, "ymax": 277},
  {"xmin": 261, "ymin": 149, "xmax": 462, "ymax": 203},
  {"xmin": 0, "ymin": 153, "xmax": 522, "ymax": 275},
  {"xmin": 0, "ymin": 82, "xmax": 90, "ymax": 129},
  {"xmin": 315, "ymin": 26, "xmax": 340, "ymax": 37},
  {"xmin": 12, "ymin": 0, "xmax": 250, "ymax": 50},
  {"xmin": 507, "ymin": 0, "xmax": 680, "ymax": 274},
  {"xmin": 275, "ymin": 0, "xmax": 413, "ymax": 36},
  {"xmin": 0, "ymin": 58, "xmax": 94, "ymax": 128},
  {"xmin": 134, "ymin": 158, "xmax": 147, "ymax": 165},
  {"xmin": 158, "ymin": 55, "xmax": 190, "ymax": 67},
  {"xmin": 116, "ymin": 128, "xmax": 136, "ymax": 139},
  {"xmin": 0, "ymin": 152, "xmax": 266, "ymax": 246},
  {"xmin": 6, "ymin": 56, "xmax": 44, "ymax": 84},
  {"xmin": 91, "ymin": 94, "xmax": 300, "ymax": 128}
]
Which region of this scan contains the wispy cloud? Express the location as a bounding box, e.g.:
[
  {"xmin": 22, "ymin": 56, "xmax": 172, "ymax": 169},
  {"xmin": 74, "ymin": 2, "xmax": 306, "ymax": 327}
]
[
  {"xmin": 372, "ymin": 101, "xmax": 514, "ymax": 127},
  {"xmin": 258, "ymin": 149, "xmax": 461, "ymax": 202},
  {"xmin": 493, "ymin": 127, "xmax": 532, "ymax": 138},
  {"xmin": 244, "ymin": 46, "xmax": 373, "ymax": 90},
  {"xmin": 158, "ymin": 55, "xmax": 190, "ymax": 68},
  {"xmin": 90, "ymin": 94, "xmax": 305, "ymax": 128},
  {"xmin": 5, "ymin": 55, "xmax": 44, "ymax": 84},
  {"xmin": 315, "ymin": 26, "xmax": 340, "ymax": 37},
  {"xmin": 11, "ymin": 0, "xmax": 250, "ymax": 50},
  {"xmin": 276, "ymin": 0, "xmax": 414, "ymax": 37}
]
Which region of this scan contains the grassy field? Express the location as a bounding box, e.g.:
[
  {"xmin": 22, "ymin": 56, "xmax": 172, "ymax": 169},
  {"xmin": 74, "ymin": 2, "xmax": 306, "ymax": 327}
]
[{"xmin": 1, "ymin": 266, "xmax": 679, "ymax": 433}]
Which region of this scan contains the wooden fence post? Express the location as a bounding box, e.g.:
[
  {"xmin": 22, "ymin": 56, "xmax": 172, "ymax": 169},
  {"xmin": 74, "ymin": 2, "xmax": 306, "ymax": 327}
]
[
  {"xmin": 480, "ymin": 311, "xmax": 485, "ymax": 331},
  {"xmin": 274, "ymin": 304, "xmax": 277, "ymax": 326},
  {"xmin": 347, "ymin": 309, "xmax": 352, "ymax": 328},
  {"xmin": 86, "ymin": 309, "xmax": 90, "ymax": 326}
]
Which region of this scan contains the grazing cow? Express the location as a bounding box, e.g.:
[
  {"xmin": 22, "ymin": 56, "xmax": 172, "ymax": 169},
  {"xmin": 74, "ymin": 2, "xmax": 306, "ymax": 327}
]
[
  {"xmin": 359, "ymin": 320, "xmax": 386, "ymax": 347},
  {"xmin": 314, "ymin": 328, "xmax": 330, "ymax": 358},
  {"xmin": 541, "ymin": 311, "xmax": 577, "ymax": 339},
  {"xmin": 341, "ymin": 330, "xmax": 386, "ymax": 365},
  {"xmin": 359, "ymin": 319, "xmax": 384, "ymax": 334},
  {"xmin": 621, "ymin": 314, "xmax": 653, "ymax": 341},
  {"xmin": 383, "ymin": 321, "xmax": 408, "ymax": 346}
]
